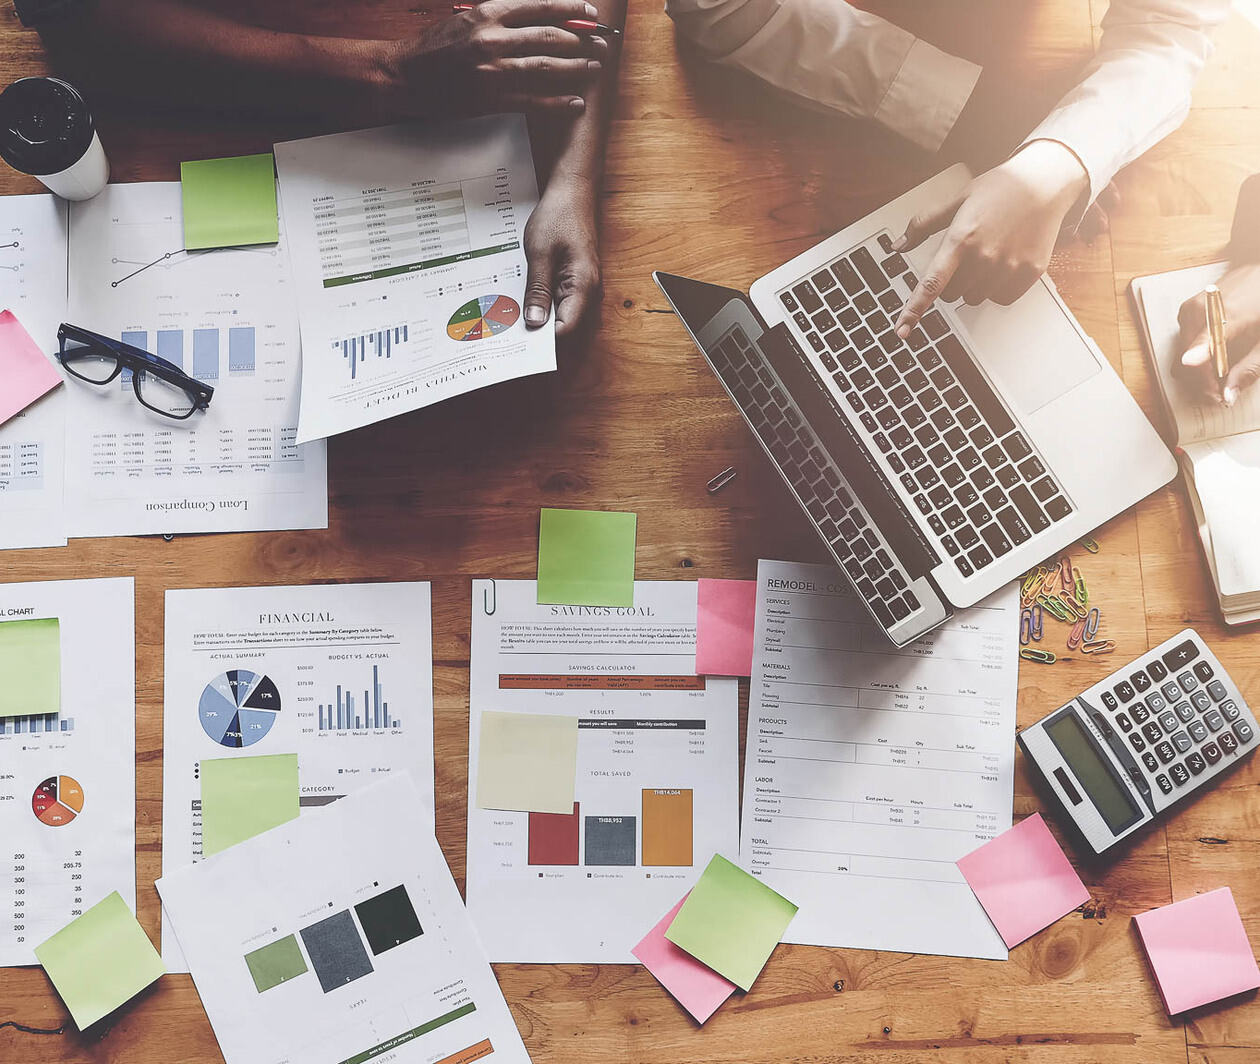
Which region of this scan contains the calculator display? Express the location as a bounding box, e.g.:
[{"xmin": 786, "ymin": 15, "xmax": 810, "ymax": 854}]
[{"xmin": 1045, "ymin": 712, "xmax": 1141, "ymax": 833}]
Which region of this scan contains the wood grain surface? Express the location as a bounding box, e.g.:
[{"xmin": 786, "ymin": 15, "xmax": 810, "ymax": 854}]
[{"xmin": 1, "ymin": 1, "xmax": 1258, "ymax": 1061}]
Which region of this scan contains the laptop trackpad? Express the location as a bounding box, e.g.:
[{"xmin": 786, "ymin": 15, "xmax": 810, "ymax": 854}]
[{"xmin": 953, "ymin": 285, "xmax": 1102, "ymax": 416}]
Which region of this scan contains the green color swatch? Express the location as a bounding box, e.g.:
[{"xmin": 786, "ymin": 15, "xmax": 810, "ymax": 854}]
[
  {"xmin": 245, "ymin": 934, "xmax": 308, "ymax": 993},
  {"xmin": 181, "ymin": 153, "xmax": 279, "ymax": 250},
  {"xmin": 0, "ymin": 616, "xmax": 60, "ymax": 717},
  {"xmin": 664, "ymin": 854, "xmax": 797, "ymax": 992},
  {"xmin": 201, "ymin": 753, "xmax": 299, "ymax": 857},
  {"xmin": 536, "ymin": 508, "xmax": 637, "ymax": 607},
  {"xmin": 35, "ymin": 891, "xmax": 165, "ymax": 1030}
]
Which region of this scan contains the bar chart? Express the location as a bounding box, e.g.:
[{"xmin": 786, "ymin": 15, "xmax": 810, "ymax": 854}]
[
  {"xmin": 525, "ymin": 790, "xmax": 694, "ymax": 868},
  {"xmin": 0, "ymin": 713, "xmax": 74, "ymax": 735},
  {"xmin": 317, "ymin": 664, "xmax": 399, "ymax": 731},
  {"xmin": 334, "ymin": 323, "xmax": 410, "ymax": 381},
  {"xmin": 118, "ymin": 326, "xmax": 257, "ymax": 386}
]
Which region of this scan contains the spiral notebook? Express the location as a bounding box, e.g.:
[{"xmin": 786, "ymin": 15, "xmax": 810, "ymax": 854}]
[{"xmin": 1131, "ymin": 261, "xmax": 1260, "ymax": 624}]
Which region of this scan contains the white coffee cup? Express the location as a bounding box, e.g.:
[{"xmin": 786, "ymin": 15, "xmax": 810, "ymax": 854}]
[{"xmin": 0, "ymin": 77, "xmax": 110, "ymax": 201}]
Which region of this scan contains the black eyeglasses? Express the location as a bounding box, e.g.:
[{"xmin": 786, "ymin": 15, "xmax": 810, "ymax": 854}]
[{"xmin": 57, "ymin": 323, "xmax": 214, "ymax": 420}]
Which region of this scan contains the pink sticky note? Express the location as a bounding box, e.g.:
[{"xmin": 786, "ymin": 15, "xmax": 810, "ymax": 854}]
[
  {"xmin": 0, "ymin": 310, "xmax": 61, "ymax": 427},
  {"xmin": 1134, "ymin": 887, "xmax": 1260, "ymax": 1015},
  {"xmin": 956, "ymin": 813, "xmax": 1089, "ymax": 948},
  {"xmin": 631, "ymin": 891, "xmax": 736, "ymax": 1024},
  {"xmin": 696, "ymin": 579, "xmax": 757, "ymax": 677}
]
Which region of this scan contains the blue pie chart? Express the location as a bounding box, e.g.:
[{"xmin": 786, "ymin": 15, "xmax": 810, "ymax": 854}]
[{"xmin": 198, "ymin": 670, "xmax": 281, "ymax": 748}]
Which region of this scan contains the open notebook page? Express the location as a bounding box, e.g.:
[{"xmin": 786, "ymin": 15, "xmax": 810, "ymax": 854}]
[{"xmin": 1182, "ymin": 436, "xmax": 1260, "ymax": 598}]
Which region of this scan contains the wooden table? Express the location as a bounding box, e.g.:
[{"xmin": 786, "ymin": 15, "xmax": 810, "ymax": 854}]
[{"xmin": 2, "ymin": 1, "xmax": 1259, "ymax": 1061}]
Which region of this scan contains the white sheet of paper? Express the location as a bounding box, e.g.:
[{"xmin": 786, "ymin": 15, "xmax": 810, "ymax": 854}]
[
  {"xmin": 158, "ymin": 774, "xmax": 530, "ymax": 1064},
  {"xmin": 274, "ymin": 117, "xmax": 556, "ymax": 443},
  {"xmin": 740, "ymin": 560, "xmax": 1018, "ymax": 960},
  {"xmin": 0, "ymin": 577, "xmax": 134, "ymax": 967},
  {"xmin": 1184, "ymin": 436, "xmax": 1260, "ymax": 596},
  {"xmin": 160, "ymin": 582, "xmax": 435, "ymax": 972},
  {"xmin": 0, "ymin": 194, "xmax": 68, "ymax": 550},
  {"xmin": 60, "ymin": 181, "xmax": 327, "ymax": 538},
  {"xmin": 466, "ymin": 579, "xmax": 739, "ymax": 963}
]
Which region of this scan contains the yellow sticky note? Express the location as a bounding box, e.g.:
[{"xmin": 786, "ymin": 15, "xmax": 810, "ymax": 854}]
[
  {"xmin": 35, "ymin": 892, "xmax": 165, "ymax": 1030},
  {"xmin": 476, "ymin": 711, "xmax": 578, "ymax": 814},
  {"xmin": 201, "ymin": 754, "xmax": 299, "ymax": 857}
]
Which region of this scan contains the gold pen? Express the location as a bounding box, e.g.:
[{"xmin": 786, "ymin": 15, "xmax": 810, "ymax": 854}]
[{"xmin": 1205, "ymin": 284, "xmax": 1229, "ymax": 382}]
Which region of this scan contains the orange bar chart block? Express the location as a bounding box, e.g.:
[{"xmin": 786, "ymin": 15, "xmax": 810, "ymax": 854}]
[{"xmin": 641, "ymin": 788, "xmax": 693, "ymax": 866}]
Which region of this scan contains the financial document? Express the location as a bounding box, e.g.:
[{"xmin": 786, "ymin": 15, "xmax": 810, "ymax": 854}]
[
  {"xmin": 159, "ymin": 774, "xmax": 530, "ymax": 1064},
  {"xmin": 740, "ymin": 560, "xmax": 1018, "ymax": 960},
  {"xmin": 466, "ymin": 580, "xmax": 739, "ymax": 963},
  {"xmin": 0, "ymin": 194, "xmax": 68, "ymax": 549},
  {"xmin": 0, "ymin": 578, "xmax": 134, "ymax": 967},
  {"xmin": 161, "ymin": 582, "xmax": 434, "ymax": 971},
  {"xmin": 275, "ymin": 117, "xmax": 556, "ymax": 443}
]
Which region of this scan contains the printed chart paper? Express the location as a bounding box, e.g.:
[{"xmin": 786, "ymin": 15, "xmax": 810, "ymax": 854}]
[
  {"xmin": 0, "ymin": 577, "xmax": 135, "ymax": 967},
  {"xmin": 274, "ymin": 117, "xmax": 556, "ymax": 443},
  {"xmin": 158, "ymin": 774, "xmax": 531, "ymax": 1064},
  {"xmin": 161, "ymin": 582, "xmax": 434, "ymax": 971},
  {"xmin": 467, "ymin": 579, "xmax": 739, "ymax": 963},
  {"xmin": 740, "ymin": 560, "xmax": 1018, "ymax": 960},
  {"xmin": 0, "ymin": 194, "xmax": 68, "ymax": 549},
  {"xmin": 64, "ymin": 182, "xmax": 326, "ymax": 538}
]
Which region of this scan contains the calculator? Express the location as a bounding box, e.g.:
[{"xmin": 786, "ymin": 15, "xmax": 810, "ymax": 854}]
[{"xmin": 1018, "ymin": 629, "xmax": 1257, "ymax": 855}]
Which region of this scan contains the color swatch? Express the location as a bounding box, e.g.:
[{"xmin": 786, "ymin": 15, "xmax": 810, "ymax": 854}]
[
  {"xmin": 300, "ymin": 910, "xmax": 374, "ymax": 993},
  {"xmin": 354, "ymin": 885, "xmax": 424, "ymax": 957},
  {"xmin": 245, "ymin": 935, "xmax": 307, "ymax": 994}
]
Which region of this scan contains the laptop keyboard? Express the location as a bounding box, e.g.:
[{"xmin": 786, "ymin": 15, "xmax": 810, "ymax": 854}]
[
  {"xmin": 711, "ymin": 326, "xmax": 923, "ymax": 630},
  {"xmin": 778, "ymin": 231, "xmax": 1074, "ymax": 578}
]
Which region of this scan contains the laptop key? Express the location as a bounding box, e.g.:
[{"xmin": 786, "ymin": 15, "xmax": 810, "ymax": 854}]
[
  {"xmin": 941, "ymin": 463, "xmax": 965, "ymax": 487},
  {"xmin": 956, "ymin": 525, "xmax": 979, "ymax": 549},
  {"xmin": 958, "ymin": 447, "xmax": 981, "ymax": 471},
  {"xmin": 970, "ymin": 426, "xmax": 995, "ymax": 449},
  {"xmin": 1009, "ymin": 484, "xmax": 1049, "ymax": 533},
  {"xmin": 968, "ymin": 545, "xmax": 994, "ymax": 569},
  {"xmin": 834, "ymin": 261, "xmax": 862, "ymax": 295},
  {"xmin": 944, "ymin": 386, "xmax": 968, "ymax": 410},
  {"xmin": 921, "ymin": 311, "xmax": 948, "ymax": 339},
  {"xmin": 906, "ymin": 328, "xmax": 928, "ymax": 351},
  {"xmin": 903, "ymin": 368, "xmax": 928, "ymax": 392},
  {"xmin": 903, "ymin": 405, "xmax": 927, "ymax": 428},
  {"xmin": 942, "ymin": 505, "xmax": 966, "ymax": 530},
  {"xmin": 878, "ymin": 233, "xmax": 895, "ymax": 254},
  {"xmin": 983, "ymin": 486, "xmax": 1005, "ymax": 511},
  {"xmin": 873, "ymin": 432, "xmax": 892, "ymax": 454},
  {"xmin": 1045, "ymin": 496, "xmax": 1072, "ymax": 521},
  {"xmin": 880, "ymin": 290, "xmax": 904, "ymax": 314},
  {"xmin": 807, "ymin": 332, "xmax": 825, "ymax": 352},
  {"xmin": 838, "ymin": 307, "xmax": 861, "ymax": 330},
  {"xmin": 913, "ymin": 494, "xmax": 931, "ymax": 515},
  {"xmin": 888, "ymin": 596, "xmax": 910, "ymax": 621},
  {"xmin": 900, "ymin": 473, "xmax": 918, "ymax": 493},
  {"xmin": 920, "ymin": 390, "xmax": 943, "ymax": 413},
  {"xmin": 825, "ymin": 289, "xmax": 849, "ymax": 312},
  {"xmin": 937, "ymin": 335, "xmax": 1016, "ymax": 436},
  {"xmin": 981, "ymin": 523, "xmax": 1013, "ymax": 556},
  {"xmin": 812, "ymin": 309, "xmax": 835, "ymax": 332},
  {"xmin": 812, "ymin": 269, "xmax": 836, "ymax": 293},
  {"xmin": 871, "ymin": 599, "xmax": 895, "ymax": 627},
  {"xmin": 892, "ymin": 350, "xmax": 915, "ymax": 373},
  {"xmin": 781, "ymin": 291, "xmax": 799, "ymax": 312},
  {"xmin": 928, "ymin": 444, "xmax": 950, "ymax": 466},
  {"xmin": 890, "ymin": 426, "xmax": 913, "ymax": 449},
  {"xmin": 957, "ymin": 407, "xmax": 981, "ymax": 430},
  {"xmin": 880, "ymin": 253, "xmax": 908, "ymax": 277},
  {"xmin": 955, "ymin": 484, "xmax": 980, "ymax": 508},
  {"xmin": 851, "ymin": 367, "xmax": 874, "ymax": 390},
  {"xmin": 887, "ymin": 452, "xmax": 905, "ymax": 472},
  {"xmin": 877, "ymin": 407, "xmax": 901, "ymax": 431},
  {"xmin": 966, "ymin": 503, "xmax": 992, "ymax": 527},
  {"xmin": 942, "ymin": 534, "xmax": 959, "ymax": 555},
  {"xmin": 928, "ymin": 485, "xmax": 952, "ymax": 509},
  {"xmin": 916, "ymin": 467, "xmax": 940, "ymax": 490},
  {"xmin": 904, "ymin": 446, "xmax": 926, "ymax": 470},
  {"xmin": 971, "ymin": 467, "xmax": 995, "ymax": 491},
  {"xmin": 824, "ymin": 329, "xmax": 848, "ymax": 353},
  {"xmin": 793, "ymin": 283, "xmax": 822, "ymax": 312},
  {"xmin": 852, "ymin": 247, "xmax": 890, "ymax": 293},
  {"xmin": 920, "ymin": 346, "xmax": 942, "ymax": 369},
  {"xmin": 915, "ymin": 425, "xmax": 939, "ymax": 448},
  {"xmin": 944, "ymin": 427, "xmax": 967, "ymax": 450},
  {"xmin": 1030, "ymin": 476, "xmax": 1056, "ymax": 501},
  {"xmin": 1003, "ymin": 433, "xmax": 1032, "ymax": 462},
  {"xmin": 955, "ymin": 556, "xmax": 974, "ymax": 576},
  {"xmin": 929, "ymin": 515, "xmax": 946, "ymax": 536},
  {"xmin": 875, "ymin": 365, "xmax": 898, "ymax": 388},
  {"xmin": 1018, "ymin": 456, "xmax": 1046, "ymax": 481},
  {"xmin": 929, "ymin": 366, "xmax": 954, "ymax": 391},
  {"xmin": 867, "ymin": 311, "xmax": 890, "ymax": 335},
  {"xmin": 851, "ymin": 327, "xmax": 874, "ymax": 350},
  {"xmin": 855, "ymin": 291, "xmax": 877, "ymax": 315}
]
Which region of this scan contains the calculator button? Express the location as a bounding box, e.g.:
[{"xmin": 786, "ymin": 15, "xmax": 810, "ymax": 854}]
[
  {"xmin": 1161, "ymin": 682, "xmax": 1181, "ymax": 702},
  {"xmin": 1186, "ymin": 751, "xmax": 1207, "ymax": 775},
  {"xmin": 1131, "ymin": 671, "xmax": 1152, "ymax": 693},
  {"xmin": 1221, "ymin": 700, "xmax": 1241, "ymax": 722},
  {"xmin": 1190, "ymin": 690, "xmax": 1211, "ymax": 713},
  {"xmin": 1130, "ymin": 702, "xmax": 1151, "ymax": 724},
  {"xmin": 1188, "ymin": 720, "xmax": 1209, "ymax": 743},
  {"xmin": 1145, "ymin": 692, "xmax": 1167, "ymax": 713},
  {"xmin": 1155, "ymin": 773, "xmax": 1173, "ymax": 795},
  {"xmin": 1207, "ymin": 680, "xmax": 1228, "ymax": 702},
  {"xmin": 1155, "ymin": 740, "xmax": 1176, "ymax": 764},
  {"xmin": 1170, "ymin": 762, "xmax": 1191, "ymax": 786},
  {"xmin": 1128, "ymin": 733, "xmax": 1146, "ymax": 752},
  {"xmin": 1171, "ymin": 730, "xmax": 1192, "ymax": 753},
  {"xmin": 1174, "ymin": 701, "xmax": 1195, "ymax": 723},
  {"xmin": 1142, "ymin": 751, "xmax": 1159, "ymax": 773},
  {"xmin": 1101, "ymin": 690, "xmax": 1118, "ymax": 711},
  {"xmin": 1203, "ymin": 741, "xmax": 1223, "ymax": 765},
  {"xmin": 1141, "ymin": 721, "xmax": 1163, "ymax": 744},
  {"xmin": 1148, "ymin": 660, "xmax": 1168, "ymax": 682},
  {"xmin": 1115, "ymin": 712, "xmax": 1132, "ymax": 732},
  {"xmin": 1162, "ymin": 639, "xmax": 1200, "ymax": 671},
  {"xmin": 1116, "ymin": 681, "xmax": 1135, "ymax": 703},
  {"xmin": 1193, "ymin": 661, "xmax": 1215, "ymax": 683},
  {"xmin": 1219, "ymin": 731, "xmax": 1239, "ymax": 755},
  {"xmin": 1204, "ymin": 709, "xmax": 1225, "ymax": 733},
  {"xmin": 1177, "ymin": 671, "xmax": 1198, "ymax": 693},
  {"xmin": 1158, "ymin": 710, "xmax": 1178, "ymax": 733},
  {"xmin": 1234, "ymin": 720, "xmax": 1254, "ymax": 744}
]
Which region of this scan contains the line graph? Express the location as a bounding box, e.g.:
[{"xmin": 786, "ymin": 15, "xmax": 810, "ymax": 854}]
[{"xmin": 110, "ymin": 244, "xmax": 280, "ymax": 289}]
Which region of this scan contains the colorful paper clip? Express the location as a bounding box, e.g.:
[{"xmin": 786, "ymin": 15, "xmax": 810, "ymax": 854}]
[
  {"xmin": 1060, "ymin": 555, "xmax": 1073, "ymax": 587},
  {"xmin": 1058, "ymin": 589, "xmax": 1088, "ymax": 620},
  {"xmin": 1074, "ymin": 572, "xmax": 1088, "ymax": 608},
  {"xmin": 1083, "ymin": 606, "xmax": 1101, "ymax": 641},
  {"xmin": 1081, "ymin": 638, "xmax": 1116, "ymax": 655},
  {"xmin": 1030, "ymin": 603, "xmax": 1043, "ymax": 641},
  {"xmin": 1067, "ymin": 618, "xmax": 1086, "ymax": 650},
  {"xmin": 1019, "ymin": 608, "xmax": 1033, "ymax": 645},
  {"xmin": 1080, "ymin": 537, "xmax": 1100, "ymax": 554},
  {"xmin": 1020, "ymin": 647, "xmax": 1057, "ymax": 664}
]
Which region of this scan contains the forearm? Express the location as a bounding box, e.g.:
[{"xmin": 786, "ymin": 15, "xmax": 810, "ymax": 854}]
[{"xmin": 39, "ymin": 0, "xmax": 389, "ymax": 118}]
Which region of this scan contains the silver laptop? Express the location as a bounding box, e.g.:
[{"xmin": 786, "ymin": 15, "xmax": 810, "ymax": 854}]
[{"xmin": 656, "ymin": 165, "xmax": 1176, "ymax": 646}]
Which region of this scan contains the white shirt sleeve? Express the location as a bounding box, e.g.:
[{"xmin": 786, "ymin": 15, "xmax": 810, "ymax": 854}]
[
  {"xmin": 1021, "ymin": 0, "xmax": 1230, "ymax": 206},
  {"xmin": 663, "ymin": 0, "xmax": 982, "ymax": 152}
]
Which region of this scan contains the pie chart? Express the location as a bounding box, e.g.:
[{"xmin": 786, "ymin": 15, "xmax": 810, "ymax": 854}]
[
  {"xmin": 32, "ymin": 775, "xmax": 84, "ymax": 827},
  {"xmin": 446, "ymin": 294, "xmax": 520, "ymax": 342},
  {"xmin": 199, "ymin": 670, "xmax": 281, "ymax": 748}
]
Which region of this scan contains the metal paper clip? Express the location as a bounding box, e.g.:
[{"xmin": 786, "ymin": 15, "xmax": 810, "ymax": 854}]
[
  {"xmin": 1083, "ymin": 606, "xmax": 1101, "ymax": 641},
  {"xmin": 1081, "ymin": 638, "xmax": 1116, "ymax": 655},
  {"xmin": 1019, "ymin": 609, "xmax": 1033, "ymax": 645},
  {"xmin": 1030, "ymin": 603, "xmax": 1043, "ymax": 641},
  {"xmin": 1020, "ymin": 647, "xmax": 1057, "ymax": 664},
  {"xmin": 1060, "ymin": 555, "xmax": 1073, "ymax": 586},
  {"xmin": 1067, "ymin": 618, "xmax": 1086, "ymax": 650},
  {"xmin": 1080, "ymin": 537, "xmax": 1100, "ymax": 554},
  {"xmin": 1038, "ymin": 593, "xmax": 1071, "ymax": 622},
  {"xmin": 1074, "ymin": 572, "xmax": 1088, "ymax": 608},
  {"xmin": 706, "ymin": 467, "xmax": 737, "ymax": 494},
  {"xmin": 1058, "ymin": 589, "xmax": 1088, "ymax": 619},
  {"xmin": 1041, "ymin": 569, "xmax": 1060, "ymax": 597}
]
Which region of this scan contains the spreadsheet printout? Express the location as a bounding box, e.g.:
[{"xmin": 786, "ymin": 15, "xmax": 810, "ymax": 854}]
[{"xmin": 740, "ymin": 560, "xmax": 1019, "ymax": 960}]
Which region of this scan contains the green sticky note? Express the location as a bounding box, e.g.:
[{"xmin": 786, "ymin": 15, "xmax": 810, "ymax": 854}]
[
  {"xmin": 35, "ymin": 891, "xmax": 164, "ymax": 1030},
  {"xmin": 0, "ymin": 616, "xmax": 60, "ymax": 718},
  {"xmin": 665, "ymin": 854, "xmax": 797, "ymax": 992},
  {"xmin": 537, "ymin": 508, "xmax": 636, "ymax": 607},
  {"xmin": 181, "ymin": 153, "xmax": 279, "ymax": 250},
  {"xmin": 476, "ymin": 710, "xmax": 578, "ymax": 814},
  {"xmin": 245, "ymin": 934, "xmax": 308, "ymax": 993},
  {"xmin": 201, "ymin": 753, "xmax": 299, "ymax": 857}
]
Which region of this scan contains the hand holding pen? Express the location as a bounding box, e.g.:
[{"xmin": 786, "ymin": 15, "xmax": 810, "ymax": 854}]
[{"xmin": 1177, "ymin": 268, "xmax": 1260, "ymax": 406}]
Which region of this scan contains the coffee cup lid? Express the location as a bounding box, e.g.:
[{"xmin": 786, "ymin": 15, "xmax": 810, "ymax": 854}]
[{"xmin": 0, "ymin": 77, "xmax": 95, "ymax": 177}]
